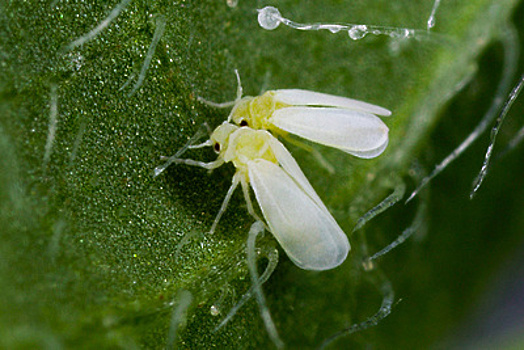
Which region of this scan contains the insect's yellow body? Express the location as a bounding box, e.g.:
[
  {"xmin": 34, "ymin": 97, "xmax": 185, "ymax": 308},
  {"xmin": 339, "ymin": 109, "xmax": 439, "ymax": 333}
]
[
  {"xmin": 211, "ymin": 122, "xmax": 278, "ymax": 177},
  {"xmin": 230, "ymin": 92, "xmax": 289, "ymax": 134}
]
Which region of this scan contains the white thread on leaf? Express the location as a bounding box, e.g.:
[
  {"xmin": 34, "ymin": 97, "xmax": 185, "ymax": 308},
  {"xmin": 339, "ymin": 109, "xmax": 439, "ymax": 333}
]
[
  {"xmin": 257, "ymin": 5, "xmax": 430, "ymax": 41},
  {"xmin": 470, "ymin": 73, "xmax": 524, "ymax": 197},
  {"xmin": 319, "ymin": 270, "xmax": 395, "ymax": 349},
  {"xmin": 367, "ymin": 197, "xmax": 426, "ymax": 262},
  {"xmin": 501, "ymin": 123, "xmax": 524, "ymax": 157},
  {"xmin": 407, "ymin": 23, "xmax": 519, "ymax": 203},
  {"xmin": 353, "ymin": 182, "xmax": 406, "ymax": 233},
  {"xmin": 246, "ymin": 221, "xmax": 283, "ymax": 348},
  {"xmin": 43, "ymin": 84, "xmax": 59, "ymax": 170},
  {"xmin": 214, "ymin": 244, "xmax": 278, "ymax": 330},
  {"xmin": 427, "ymin": 0, "xmax": 442, "ymax": 30},
  {"xmin": 69, "ymin": 119, "xmax": 87, "ymax": 166},
  {"xmin": 47, "ymin": 219, "xmax": 67, "ymax": 260},
  {"xmin": 128, "ymin": 15, "xmax": 166, "ymax": 96},
  {"xmin": 166, "ymin": 290, "xmax": 193, "ymax": 349},
  {"xmin": 66, "ymin": 0, "xmax": 131, "ymax": 50}
]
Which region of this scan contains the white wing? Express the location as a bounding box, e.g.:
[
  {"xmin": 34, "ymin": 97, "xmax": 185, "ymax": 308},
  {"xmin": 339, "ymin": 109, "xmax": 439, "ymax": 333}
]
[
  {"xmin": 266, "ymin": 135, "xmax": 327, "ymax": 209},
  {"xmin": 270, "ymin": 107, "xmax": 389, "ymax": 158},
  {"xmin": 248, "ymin": 159, "xmax": 350, "ymax": 271},
  {"xmin": 346, "ymin": 137, "xmax": 389, "ymax": 159},
  {"xmin": 272, "ymin": 89, "xmax": 391, "ymax": 116}
]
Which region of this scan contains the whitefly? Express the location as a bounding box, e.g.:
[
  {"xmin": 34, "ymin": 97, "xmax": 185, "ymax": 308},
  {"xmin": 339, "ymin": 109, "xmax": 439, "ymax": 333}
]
[
  {"xmin": 157, "ymin": 81, "xmax": 391, "ymax": 272},
  {"xmin": 199, "ymin": 71, "xmax": 391, "ymax": 159},
  {"xmin": 156, "ymin": 121, "xmax": 352, "ymax": 270}
]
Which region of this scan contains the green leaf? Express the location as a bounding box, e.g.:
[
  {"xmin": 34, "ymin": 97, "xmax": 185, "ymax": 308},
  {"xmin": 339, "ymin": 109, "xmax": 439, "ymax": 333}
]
[{"xmin": 1, "ymin": 0, "xmax": 523, "ymax": 348}]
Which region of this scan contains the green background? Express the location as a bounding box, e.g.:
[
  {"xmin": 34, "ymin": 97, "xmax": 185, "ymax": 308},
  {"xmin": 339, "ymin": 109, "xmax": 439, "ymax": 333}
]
[{"xmin": 1, "ymin": 0, "xmax": 524, "ymax": 348}]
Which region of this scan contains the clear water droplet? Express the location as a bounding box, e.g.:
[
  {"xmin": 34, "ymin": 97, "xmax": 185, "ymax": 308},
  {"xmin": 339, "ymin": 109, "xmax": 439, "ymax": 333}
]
[
  {"xmin": 325, "ymin": 25, "xmax": 342, "ymax": 33},
  {"xmin": 348, "ymin": 25, "xmax": 368, "ymax": 40},
  {"xmin": 257, "ymin": 6, "xmax": 282, "ymax": 30},
  {"xmin": 427, "ymin": 17, "xmax": 435, "ymax": 30},
  {"xmin": 389, "ymin": 28, "xmax": 415, "ymax": 39},
  {"xmin": 210, "ymin": 305, "xmax": 220, "ymax": 316}
]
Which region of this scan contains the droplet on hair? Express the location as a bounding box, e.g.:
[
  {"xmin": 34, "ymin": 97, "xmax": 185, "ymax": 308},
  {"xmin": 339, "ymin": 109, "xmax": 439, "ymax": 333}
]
[
  {"xmin": 348, "ymin": 25, "xmax": 368, "ymax": 40},
  {"xmin": 226, "ymin": 0, "xmax": 238, "ymax": 8},
  {"xmin": 257, "ymin": 6, "xmax": 282, "ymax": 30},
  {"xmin": 210, "ymin": 305, "xmax": 220, "ymax": 316}
]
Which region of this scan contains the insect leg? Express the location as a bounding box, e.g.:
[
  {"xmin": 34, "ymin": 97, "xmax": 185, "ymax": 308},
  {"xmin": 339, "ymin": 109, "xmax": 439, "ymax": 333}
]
[
  {"xmin": 240, "ymin": 176, "xmax": 264, "ymax": 224},
  {"xmin": 197, "ymin": 69, "xmax": 243, "ymax": 108},
  {"xmin": 233, "ymin": 69, "xmax": 243, "ymax": 101},
  {"xmin": 187, "ymin": 140, "xmax": 213, "ymax": 150},
  {"xmin": 155, "ymin": 125, "xmax": 214, "ymax": 176},
  {"xmin": 197, "ymin": 70, "xmax": 244, "ymax": 121},
  {"xmin": 154, "ymin": 158, "xmax": 224, "ymax": 177},
  {"xmin": 182, "ymin": 123, "xmax": 213, "ymax": 150},
  {"xmin": 209, "ymin": 173, "xmax": 240, "ymax": 234},
  {"xmin": 197, "ymin": 96, "xmax": 237, "ymax": 109}
]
